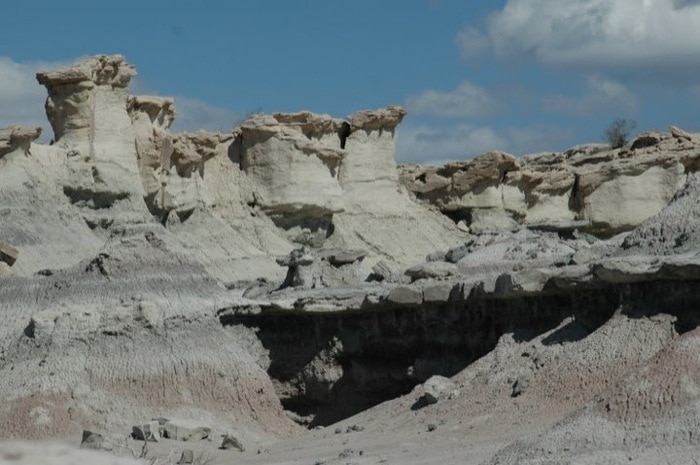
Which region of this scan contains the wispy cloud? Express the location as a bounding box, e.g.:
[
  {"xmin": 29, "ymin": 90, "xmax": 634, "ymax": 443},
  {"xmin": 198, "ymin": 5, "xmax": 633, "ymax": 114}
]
[
  {"xmin": 456, "ymin": 27, "xmax": 491, "ymax": 61},
  {"xmin": 169, "ymin": 96, "xmax": 244, "ymax": 133},
  {"xmin": 396, "ymin": 122, "xmax": 507, "ymax": 164},
  {"xmin": 673, "ymin": 0, "xmax": 700, "ymax": 9},
  {"xmin": 542, "ymin": 75, "xmax": 639, "ymax": 117},
  {"xmin": 458, "ymin": 0, "xmax": 700, "ymax": 69},
  {"xmin": 396, "ymin": 120, "xmax": 578, "ymax": 164},
  {"xmin": 406, "ymin": 81, "xmax": 502, "ymax": 118},
  {"xmin": 131, "ymin": 76, "xmax": 243, "ymax": 133}
]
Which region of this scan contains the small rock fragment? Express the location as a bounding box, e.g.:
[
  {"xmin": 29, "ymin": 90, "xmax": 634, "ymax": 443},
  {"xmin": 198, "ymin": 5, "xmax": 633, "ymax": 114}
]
[
  {"xmin": 345, "ymin": 424, "xmax": 365, "ymax": 433},
  {"xmin": 405, "ymin": 261, "xmax": 458, "ymax": 281},
  {"xmin": 80, "ymin": 430, "xmax": 114, "ymax": 451},
  {"xmin": 178, "ymin": 449, "xmax": 194, "ymax": 464},
  {"xmin": 387, "ymin": 286, "xmax": 422, "ymax": 305},
  {"xmin": 371, "ymin": 260, "xmax": 393, "ymax": 281},
  {"xmin": 163, "ymin": 422, "xmax": 211, "ymax": 442},
  {"xmin": 132, "ymin": 421, "xmax": 160, "ymax": 442},
  {"xmin": 422, "ymin": 375, "xmax": 456, "ymax": 405},
  {"xmin": 220, "ymin": 433, "xmax": 245, "ymax": 451},
  {"xmin": 326, "ymin": 249, "xmax": 367, "ymax": 266},
  {"xmin": 0, "ymin": 243, "xmax": 19, "ymax": 267},
  {"xmin": 511, "ymin": 372, "xmax": 533, "ymax": 398}
]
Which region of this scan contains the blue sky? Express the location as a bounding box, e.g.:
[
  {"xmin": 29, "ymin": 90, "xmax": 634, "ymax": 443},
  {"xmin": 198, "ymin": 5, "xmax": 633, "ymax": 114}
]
[{"xmin": 3, "ymin": 0, "xmax": 700, "ymax": 163}]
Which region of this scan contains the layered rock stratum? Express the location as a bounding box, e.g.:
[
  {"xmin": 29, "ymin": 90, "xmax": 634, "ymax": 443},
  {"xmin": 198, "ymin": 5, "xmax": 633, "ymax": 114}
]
[{"xmin": 3, "ymin": 54, "xmax": 700, "ymax": 464}]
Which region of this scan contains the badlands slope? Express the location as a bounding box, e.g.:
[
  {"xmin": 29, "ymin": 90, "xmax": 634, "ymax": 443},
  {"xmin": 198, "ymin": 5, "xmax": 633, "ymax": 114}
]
[{"xmin": 2, "ymin": 55, "xmax": 700, "ymax": 464}]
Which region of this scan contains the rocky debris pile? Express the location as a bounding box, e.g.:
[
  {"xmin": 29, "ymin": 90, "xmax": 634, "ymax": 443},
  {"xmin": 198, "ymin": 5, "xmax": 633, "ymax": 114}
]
[
  {"xmin": 275, "ymin": 246, "xmax": 369, "ymax": 290},
  {"xmin": 129, "ymin": 418, "xmax": 214, "ymax": 444},
  {"xmin": 78, "ymin": 418, "xmax": 245, "ymax": 461}
]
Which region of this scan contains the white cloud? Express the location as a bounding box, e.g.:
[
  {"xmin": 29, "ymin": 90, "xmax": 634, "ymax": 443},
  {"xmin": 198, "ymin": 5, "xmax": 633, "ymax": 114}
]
[
  {"xmin": 542, "ymin": 75, "xmax": 639, "ymax": 116},
  {"xmin": 405, "ymin": 81, "xmax": 502, "ymax": 118},
  {"xmin": 396, "ymin": 120, "xmax": 579, "ymax": 164},
  {"xmin": 0, "ymin": 57, "xmax": 64, "ymax": 138},
  {"xmin": 456, "ymin": 27, "xmax": 490, "ymax": 61},
  {"xmin": 460, "ymin": 0, "xmax": 700, "ymax": 68},
  {"xmin": 504, "ymin": 125, "xmax": 578, "ymax": 156},
  {"xmin": 0, "ymin": 57, "xmax": 241, "ymax": 141},
  {"xmin": 396, "ymin": 122, "xmax": 509, "ymax": 164}
]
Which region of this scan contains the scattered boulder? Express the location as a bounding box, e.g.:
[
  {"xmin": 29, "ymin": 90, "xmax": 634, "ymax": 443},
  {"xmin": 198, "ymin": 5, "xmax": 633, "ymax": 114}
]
[
  {"xmin": 132, "ymin": 421, "xmax": 160, "ymax": 442},
  {"xmin": 324, "ymin": 249, "xmax": 367, "ymax": 267},
  {"xmin": 422, "ymin": 283, "xmax": 459, "ymax": 303},
  {"xmin": 370, "ymin": 260, "xmax": 394, "ymax": 281},
  {"xmin": 79, "ymin": 430, "xmax": 114, "ymax": 451},
  {"xmin": 422, "ymin": 375, "xmax": 457, "ymax": 404},
  {"xmin": 163, "ymin": 422, "xmax": 211, "ymax": 442},
  {"xmin": 387, "ymin": 286, "xmax": 423, "ymax": 305},
  {"xmin": 178, "ymin": 449, "xmax": 194, "ymax": 464},
  {"xmin": 220, "ymin": 433, "xmax": 245, "ymax": 452},
  {"xmin": 511, "ymin": 371, "xmax": 533, "ymax": 397},
  {"xmin": 0, "ymin": 244, "xmax": 19, "ymax": 267}
]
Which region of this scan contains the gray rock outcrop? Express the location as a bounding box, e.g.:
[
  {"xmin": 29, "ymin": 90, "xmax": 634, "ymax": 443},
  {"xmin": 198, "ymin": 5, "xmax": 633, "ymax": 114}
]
[
  {"xmin": 400, "ymin": 130, "xmax": 699, "ymax": 236},
  {"xmin": 0, "ymin": 126, "xmax": 41, "ymax": 158}
]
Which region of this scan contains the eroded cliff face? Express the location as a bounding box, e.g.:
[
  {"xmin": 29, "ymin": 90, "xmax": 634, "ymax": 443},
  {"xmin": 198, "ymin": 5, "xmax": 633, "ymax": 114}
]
[
  {"xmin": 3, "ymin": 54, "xmax": 700, "ymax": 463},
  {"xmin": 0, "ymin": 55, "xmax": 465, "ymax": 441},
  {"xmin": 400, "ymin": 132, "xmax": 699, "ymax": 236},
  {"xmin": 36, "ymin": 55, "xmax": 145, "ymax": 202}
]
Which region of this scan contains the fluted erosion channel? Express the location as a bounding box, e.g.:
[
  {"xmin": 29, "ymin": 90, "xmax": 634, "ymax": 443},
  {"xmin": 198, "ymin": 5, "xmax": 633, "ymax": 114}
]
[{"xmin": 220, "ymin": 278, "xmax": 700, "ymax": 428}]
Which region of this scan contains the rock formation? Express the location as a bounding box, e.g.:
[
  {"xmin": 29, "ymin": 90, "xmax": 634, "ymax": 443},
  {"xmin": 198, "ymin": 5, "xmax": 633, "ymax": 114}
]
[
  {"xmin": 2, "ymin": 54, "xmax": 700, "ymax": 464},
  {"xmin": 400, "ymin": 131, "xmax": 698, "ymax": 236}
]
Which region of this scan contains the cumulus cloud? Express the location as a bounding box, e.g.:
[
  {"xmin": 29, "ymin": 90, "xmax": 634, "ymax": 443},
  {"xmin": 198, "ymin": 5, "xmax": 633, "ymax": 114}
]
[
  {"xmin": 406, "ymin": 81, "xmax": 502, "ymax": 118},
  {"xmin": 459, "ymin": 0, "xmax": 700, "ymax": 68},
  {"xmin": 542, "ymin": 75, "xmax": 639, "ymax": 116}
]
